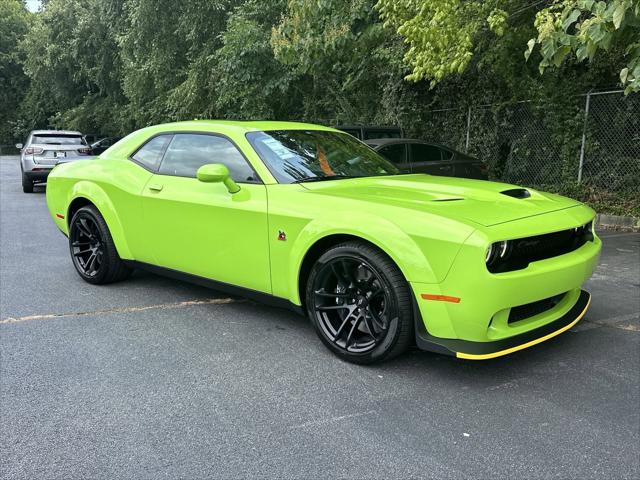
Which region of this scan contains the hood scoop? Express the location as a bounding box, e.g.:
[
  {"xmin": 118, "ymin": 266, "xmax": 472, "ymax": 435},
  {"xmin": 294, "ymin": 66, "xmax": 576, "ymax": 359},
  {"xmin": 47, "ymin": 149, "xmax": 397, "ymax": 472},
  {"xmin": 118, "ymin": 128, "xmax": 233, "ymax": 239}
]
[
  {"xmin": 501, "ymin": 188, "xmax": 531, "ymax": 199},
  {"xmin": 431, "ymin": 197, "xmax": 464, "ymax": 202}
]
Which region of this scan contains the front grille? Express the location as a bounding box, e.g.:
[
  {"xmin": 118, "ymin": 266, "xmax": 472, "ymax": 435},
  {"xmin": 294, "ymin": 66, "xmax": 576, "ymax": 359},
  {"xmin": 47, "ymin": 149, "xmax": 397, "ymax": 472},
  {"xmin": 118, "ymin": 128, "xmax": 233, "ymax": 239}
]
[
  {"xmin": 488, "ymin": 222, "xmax": 593, "ymax": 273},
  {"xmin": 508, "ymin": 293, "xmax": 565, "ymax": 324}
]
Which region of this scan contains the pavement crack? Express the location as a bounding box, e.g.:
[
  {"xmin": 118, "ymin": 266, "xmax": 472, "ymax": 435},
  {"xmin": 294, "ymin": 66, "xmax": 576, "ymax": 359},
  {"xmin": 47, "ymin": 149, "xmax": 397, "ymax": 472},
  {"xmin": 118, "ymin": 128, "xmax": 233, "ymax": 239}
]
[
  {"xmin": 576, "ymin": 312, "xmax": 640, "ymax": 332},
  {"xmin": 0, "ymin": 297, "xmax": 238, "ymax": 324}
]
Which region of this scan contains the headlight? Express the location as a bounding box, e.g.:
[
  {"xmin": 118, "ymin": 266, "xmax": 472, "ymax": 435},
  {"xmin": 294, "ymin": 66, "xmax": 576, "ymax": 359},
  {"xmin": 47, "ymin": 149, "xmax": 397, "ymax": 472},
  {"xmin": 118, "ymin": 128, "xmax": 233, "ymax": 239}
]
[{"xmin": 485, "ymin": 240, "xmax": 510, "ymax": 267}]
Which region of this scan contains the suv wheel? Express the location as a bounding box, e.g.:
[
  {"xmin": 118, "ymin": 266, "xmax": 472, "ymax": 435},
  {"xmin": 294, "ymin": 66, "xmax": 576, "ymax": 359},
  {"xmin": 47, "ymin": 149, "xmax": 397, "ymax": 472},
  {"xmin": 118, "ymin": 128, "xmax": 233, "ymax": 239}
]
[{"xmin": 22, "ymin": 172, "xmax": 33, "ymax": 193}]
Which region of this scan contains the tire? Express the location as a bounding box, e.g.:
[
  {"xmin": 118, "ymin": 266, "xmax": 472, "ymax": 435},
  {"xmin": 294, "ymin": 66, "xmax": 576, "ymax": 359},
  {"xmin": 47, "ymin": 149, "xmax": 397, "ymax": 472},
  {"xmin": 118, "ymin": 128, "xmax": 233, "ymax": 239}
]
[
  {"xmin": 305, "ymin": 241, "xmax": 414, "ymax": 364},
  {"xmin": 22, "ymin": 173, "xmax": 33, "ymax": 193},
  {"xmin": 69, "ymin": 205, "xmax": 132, "ymax": 284}
]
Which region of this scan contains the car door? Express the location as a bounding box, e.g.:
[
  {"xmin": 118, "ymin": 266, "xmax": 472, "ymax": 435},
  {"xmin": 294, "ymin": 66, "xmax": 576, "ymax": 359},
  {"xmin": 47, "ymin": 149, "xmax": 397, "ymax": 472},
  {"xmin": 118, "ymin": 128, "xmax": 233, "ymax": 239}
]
[
  {"xmin": 409, "ymin": 142, "xmax": 454, "ymax": 177},
  {"xmin": 141, "ymin": 132, "xmax": 271, "ymax": 294},
  {"xmin": 376, "ymin": 143, "xmax": 410, "ymax": 173}
]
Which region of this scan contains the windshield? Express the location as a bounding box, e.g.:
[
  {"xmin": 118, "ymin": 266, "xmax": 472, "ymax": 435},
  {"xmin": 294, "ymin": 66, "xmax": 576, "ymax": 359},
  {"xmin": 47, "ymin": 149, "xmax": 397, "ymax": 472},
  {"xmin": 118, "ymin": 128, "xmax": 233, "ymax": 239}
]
[
  {"xmin": 246, "ymin": 130, "xmax": 399, "ymax": 183},
  {"xmin": 32, "ymin": 134, "xmax": 85, "ymax": 145}
]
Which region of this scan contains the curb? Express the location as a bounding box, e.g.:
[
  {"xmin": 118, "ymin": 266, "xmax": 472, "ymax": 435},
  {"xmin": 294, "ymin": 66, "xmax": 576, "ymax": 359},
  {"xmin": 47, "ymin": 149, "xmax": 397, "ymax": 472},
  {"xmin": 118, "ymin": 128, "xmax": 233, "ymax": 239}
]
[{"xmin": 595, "ymin": 213, "xmax": 640, "ymax": 232}]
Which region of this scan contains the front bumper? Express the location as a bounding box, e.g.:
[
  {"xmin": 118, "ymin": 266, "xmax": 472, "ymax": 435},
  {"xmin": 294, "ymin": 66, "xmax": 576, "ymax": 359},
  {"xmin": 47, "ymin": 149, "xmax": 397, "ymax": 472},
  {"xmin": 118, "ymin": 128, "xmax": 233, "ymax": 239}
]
[
  {"xmin": 411, "ymin": 207, "xmax": 601, "ymax": 359},
  {"xmin": 415, "ymin": 289, "xmax": 590, "ymax": 359}
]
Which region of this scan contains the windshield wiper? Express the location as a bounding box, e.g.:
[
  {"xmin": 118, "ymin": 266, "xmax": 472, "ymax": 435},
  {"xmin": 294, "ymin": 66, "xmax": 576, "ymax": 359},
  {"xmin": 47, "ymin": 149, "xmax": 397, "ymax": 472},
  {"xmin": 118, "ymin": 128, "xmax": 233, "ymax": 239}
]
[{"xmin": 293, "ymin": 175, "xmax": 359, "ymax": 183}]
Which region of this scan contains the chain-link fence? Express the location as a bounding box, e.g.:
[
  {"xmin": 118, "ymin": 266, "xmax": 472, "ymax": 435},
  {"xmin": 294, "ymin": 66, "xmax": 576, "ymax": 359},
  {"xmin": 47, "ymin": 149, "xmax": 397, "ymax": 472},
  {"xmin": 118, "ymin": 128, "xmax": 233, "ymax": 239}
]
[{"xmin": 419, "ymin": 90, "xmax": 639, "ymax": 194}]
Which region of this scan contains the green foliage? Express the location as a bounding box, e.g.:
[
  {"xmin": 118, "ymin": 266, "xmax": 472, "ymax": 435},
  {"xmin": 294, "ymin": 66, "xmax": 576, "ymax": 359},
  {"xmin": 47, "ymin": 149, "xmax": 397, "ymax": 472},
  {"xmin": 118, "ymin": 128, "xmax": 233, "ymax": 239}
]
[
  {"xmin": 214, "ymin": 0, "xmax": 298, "ymax": 119},
  {"xmin": 526, "ymin": 0, "xmax": 640, "ymax": 94},
  {"xmin": 375, "ymin": 0, "xmax": 509, "ymax": 85},
  {"xmin": 0, "ymin": 0, "xmax": 30, "ymax": 144},
  {"xmin": 3, "ymin": 0, "xmax": 637, "ymax": 216},
  {"xmin": 272, "ymin": 0, "xmax": 405, "ymax": 123}
]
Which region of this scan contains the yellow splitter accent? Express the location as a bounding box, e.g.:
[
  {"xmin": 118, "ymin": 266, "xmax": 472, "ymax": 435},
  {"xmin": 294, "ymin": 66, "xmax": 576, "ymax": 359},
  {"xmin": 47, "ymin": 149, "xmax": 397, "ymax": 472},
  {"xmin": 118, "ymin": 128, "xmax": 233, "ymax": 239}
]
[{"xmin": 456, "ymin": 294, "xmax": 591, "ymax": 360}]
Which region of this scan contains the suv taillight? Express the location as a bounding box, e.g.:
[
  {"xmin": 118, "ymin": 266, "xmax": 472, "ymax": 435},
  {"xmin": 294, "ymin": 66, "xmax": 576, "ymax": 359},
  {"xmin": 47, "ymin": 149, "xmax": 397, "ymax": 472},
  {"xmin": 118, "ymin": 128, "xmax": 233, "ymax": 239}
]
[
  {"xmin": 77, "ymin": 147, "xmax": 91, "ymax": 155},
  {"xmin": 25, "ymin": 147, "xmax": 44, "ymax": 155}
]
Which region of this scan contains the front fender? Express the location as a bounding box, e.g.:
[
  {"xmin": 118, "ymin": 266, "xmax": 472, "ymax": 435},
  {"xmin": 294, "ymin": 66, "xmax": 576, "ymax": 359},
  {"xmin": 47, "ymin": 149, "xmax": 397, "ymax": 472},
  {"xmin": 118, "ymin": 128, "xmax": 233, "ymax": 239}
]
[
  {"xmin": 287, "ymin": 212, "xmax": 440, "ymax": 305},
  {"xmin": 67, "ymin": 181, "xmax": 133, "ymax": 259}
]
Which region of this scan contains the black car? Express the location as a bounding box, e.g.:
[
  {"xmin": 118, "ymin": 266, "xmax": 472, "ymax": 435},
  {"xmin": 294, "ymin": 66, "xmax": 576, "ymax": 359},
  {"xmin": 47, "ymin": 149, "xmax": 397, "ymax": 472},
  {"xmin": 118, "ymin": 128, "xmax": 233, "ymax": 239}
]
[
  {"xmin": 337, "ymin": 125, "xmax": 403, "ymax": 141},
  {"xmin": 365, "ymin": 138, "xmax": 488, "ymax": 180},
  {"xmin": 90, "ymin": 136, "xmax": 122, "ymax": 155}
]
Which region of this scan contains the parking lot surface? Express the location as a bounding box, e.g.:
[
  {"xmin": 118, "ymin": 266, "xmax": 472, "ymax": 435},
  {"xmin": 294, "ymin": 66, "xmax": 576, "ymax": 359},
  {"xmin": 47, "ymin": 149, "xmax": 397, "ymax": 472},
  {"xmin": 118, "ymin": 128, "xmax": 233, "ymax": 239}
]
[{"xmin": 1, "ymin": 155, "xmax": 639, "ymax": 479}]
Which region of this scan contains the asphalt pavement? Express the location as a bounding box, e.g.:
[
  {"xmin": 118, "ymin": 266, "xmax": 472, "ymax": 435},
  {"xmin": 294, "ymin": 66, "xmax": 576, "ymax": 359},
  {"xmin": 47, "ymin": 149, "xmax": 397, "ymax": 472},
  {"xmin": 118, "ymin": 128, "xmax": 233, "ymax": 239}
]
[{"xmin": 1, "ymin": 155, "xmax": 638, "ymax": 479}]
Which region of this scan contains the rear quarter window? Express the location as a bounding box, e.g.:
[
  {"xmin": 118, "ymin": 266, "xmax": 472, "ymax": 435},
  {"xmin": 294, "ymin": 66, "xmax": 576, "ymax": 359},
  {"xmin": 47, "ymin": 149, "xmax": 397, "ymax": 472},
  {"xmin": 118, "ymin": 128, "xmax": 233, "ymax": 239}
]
[{"xmin": 131, "ymin": 135, "xmax": 172, "ymax": 171}]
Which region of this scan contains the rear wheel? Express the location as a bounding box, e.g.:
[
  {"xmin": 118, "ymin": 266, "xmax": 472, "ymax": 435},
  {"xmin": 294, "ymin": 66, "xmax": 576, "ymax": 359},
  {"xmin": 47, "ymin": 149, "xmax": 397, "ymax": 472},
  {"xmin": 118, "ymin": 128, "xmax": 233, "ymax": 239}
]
[
  {"xmin": 69, "ymin": 205, "xmax": 131, "ymax": 284},
  {"xmin": 305, "ymin": 241, "xmax": 414, "ymax": 364},
  {"xmin": 22, "ymin": 172, "xmax": 33, "ymax": 193}
]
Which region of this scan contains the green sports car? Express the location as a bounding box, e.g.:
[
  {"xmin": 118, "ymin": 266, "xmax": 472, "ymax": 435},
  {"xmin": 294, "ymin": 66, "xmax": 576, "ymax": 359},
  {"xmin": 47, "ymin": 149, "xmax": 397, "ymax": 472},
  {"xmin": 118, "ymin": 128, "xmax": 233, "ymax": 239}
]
[{"xmin": 46, "ymin": 121, "xmax": 601, "ymax": 363}]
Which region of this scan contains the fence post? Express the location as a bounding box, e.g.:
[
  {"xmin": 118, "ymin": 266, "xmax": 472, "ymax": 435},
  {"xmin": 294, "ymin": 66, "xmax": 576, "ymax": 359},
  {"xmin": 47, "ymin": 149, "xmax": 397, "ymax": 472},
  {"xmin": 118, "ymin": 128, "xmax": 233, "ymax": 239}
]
[
  {"xmin": 465, "ymin": 106, "xmax": 472, "ymax": 153},
  {"xmin": 577, "ymin": 91, "xmax": 591, "ymax": 183}
]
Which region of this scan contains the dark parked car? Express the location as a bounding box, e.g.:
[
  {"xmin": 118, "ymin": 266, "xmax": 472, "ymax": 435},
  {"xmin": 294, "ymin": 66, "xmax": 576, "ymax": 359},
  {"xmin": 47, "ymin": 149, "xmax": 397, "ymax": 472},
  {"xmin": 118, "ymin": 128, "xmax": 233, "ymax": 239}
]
[
  {"xmin": 90, "ymin": 136, "xmax": 122, "ymax": 155},
  {"xmin": 365, "ymin": 138, "xmax": 488, "ymax": 180},
  {"xmin": 336, "ymin": 125, "xmax": 402, "ymax": 141}
]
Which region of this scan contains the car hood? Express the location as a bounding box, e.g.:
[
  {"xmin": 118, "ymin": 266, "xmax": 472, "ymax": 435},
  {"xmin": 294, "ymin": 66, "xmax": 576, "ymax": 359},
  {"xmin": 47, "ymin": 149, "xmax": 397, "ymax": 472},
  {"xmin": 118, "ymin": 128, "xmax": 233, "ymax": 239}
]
[{"xmin": 299, "ymin": 174, "xmax": 581, "ymax": 227}]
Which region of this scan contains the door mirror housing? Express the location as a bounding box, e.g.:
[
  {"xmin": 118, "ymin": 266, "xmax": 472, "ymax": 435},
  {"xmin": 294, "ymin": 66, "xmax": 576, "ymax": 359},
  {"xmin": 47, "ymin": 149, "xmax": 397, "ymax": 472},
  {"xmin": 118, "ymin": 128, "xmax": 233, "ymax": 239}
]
[
  {"xmin": 196, "ymin": 163, "xmax": 240, "ymax": 193},
  {"xmin": 15, "ymin": 143, "xmax": 23, "ymax": 150}
]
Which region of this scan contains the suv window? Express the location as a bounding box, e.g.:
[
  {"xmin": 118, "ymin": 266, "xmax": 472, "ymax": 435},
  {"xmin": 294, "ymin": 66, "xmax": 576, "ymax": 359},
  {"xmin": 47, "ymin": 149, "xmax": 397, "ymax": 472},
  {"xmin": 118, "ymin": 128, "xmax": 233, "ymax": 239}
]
[
  {"xmin": 411, "ymin": 143, "xmax": 443, "ymax": 162},
  {"xmin": 158, "ymin": 133, "xmax": 256, "ymax": 182},
  {"xmin": 378, "ymin": 144, "xmax": 407, "ymax": 165},
  {"xmin": 132, "ymin": 135, "xmax": 172, "ymax": 171},
  {"xmin": 32, "ymin": 134, "xmax": 85, "ymax": 145}
]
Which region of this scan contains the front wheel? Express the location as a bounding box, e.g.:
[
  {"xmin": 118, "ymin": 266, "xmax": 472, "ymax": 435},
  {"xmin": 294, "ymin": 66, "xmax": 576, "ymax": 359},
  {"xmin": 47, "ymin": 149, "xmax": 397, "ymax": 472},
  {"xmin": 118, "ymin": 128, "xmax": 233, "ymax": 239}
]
[
  {"xmin": 69, "ymin": 205, "xmax": 131, "ymax": 284},
  {"xmin": 305, "ymin": 241, "xmax": 414, "ymax": 364}
]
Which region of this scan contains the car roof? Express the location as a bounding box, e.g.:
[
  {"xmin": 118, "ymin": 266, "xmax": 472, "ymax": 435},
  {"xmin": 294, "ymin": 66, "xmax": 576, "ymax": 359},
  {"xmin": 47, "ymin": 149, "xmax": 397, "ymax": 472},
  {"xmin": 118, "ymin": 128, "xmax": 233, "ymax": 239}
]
[
  {"xmin": 142, "ymin": 120, "xmax": 340, "ymax": 134},
  {"xmin": 31, "ymin": 130, "xmax": 82, "ymax": 136},
  {"xmin": 365, "ymin": 137, "xmax": 450, "ymax": 148},
  {"xmin": 337, "ymin": 125, "xmax": 401, "ymax": 130}
]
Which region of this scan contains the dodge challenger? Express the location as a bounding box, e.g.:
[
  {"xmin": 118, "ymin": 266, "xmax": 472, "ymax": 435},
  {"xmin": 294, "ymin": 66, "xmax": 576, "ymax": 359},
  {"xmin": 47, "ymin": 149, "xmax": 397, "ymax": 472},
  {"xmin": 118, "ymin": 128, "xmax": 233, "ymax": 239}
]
[{"xmin": 45, "ymin": 121, "xmax": 601, "ymax": 364}]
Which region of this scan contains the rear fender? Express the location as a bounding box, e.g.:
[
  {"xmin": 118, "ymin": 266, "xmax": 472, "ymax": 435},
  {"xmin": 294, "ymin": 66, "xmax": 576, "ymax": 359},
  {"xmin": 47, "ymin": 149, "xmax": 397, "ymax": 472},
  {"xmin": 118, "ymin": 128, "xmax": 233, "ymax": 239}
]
[{"xmin": 67, "ymin": 181, "xmax": 133, "ymax": 259}]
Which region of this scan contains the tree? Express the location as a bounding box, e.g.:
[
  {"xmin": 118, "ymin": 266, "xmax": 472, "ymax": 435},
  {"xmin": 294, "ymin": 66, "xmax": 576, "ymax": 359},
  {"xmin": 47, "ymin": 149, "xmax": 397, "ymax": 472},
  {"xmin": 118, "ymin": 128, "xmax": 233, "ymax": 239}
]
[
  {"xmin": 271, "ymin": 0, "xmax": 407, "ymax": 123},
  {"xmin": 374, "ymin": 0, "xmax": 510, "ymax": 86},
  {"xmin": 526, "ymin": 0, "xmax": 640, "ymax": 94},
  {"xmin": 214, "ymin": 0, "xmax": 299, "ymax": 119},
  {"xmin": 0, "ymin": 0, "xmax": 30, "ymax": 143}
]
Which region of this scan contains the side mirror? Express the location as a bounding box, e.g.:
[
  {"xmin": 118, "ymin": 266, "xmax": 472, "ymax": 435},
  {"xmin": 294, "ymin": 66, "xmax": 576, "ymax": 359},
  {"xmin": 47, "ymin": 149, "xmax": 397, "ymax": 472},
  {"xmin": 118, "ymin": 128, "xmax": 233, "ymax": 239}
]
[
  {"xmin": 196, "ymin": 163, "xmax": 240, "ymax": 194},
  {"xmin": 15, "ymin": 143, "xmax": 23, "ymax": 150}
]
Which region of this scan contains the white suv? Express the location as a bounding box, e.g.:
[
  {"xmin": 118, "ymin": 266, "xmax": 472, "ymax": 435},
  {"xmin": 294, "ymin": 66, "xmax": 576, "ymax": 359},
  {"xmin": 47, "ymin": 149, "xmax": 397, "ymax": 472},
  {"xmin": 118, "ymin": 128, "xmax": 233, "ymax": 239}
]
[{"xmin": 17, "ymin": 130, "xmax": 93, "ymax": 193}]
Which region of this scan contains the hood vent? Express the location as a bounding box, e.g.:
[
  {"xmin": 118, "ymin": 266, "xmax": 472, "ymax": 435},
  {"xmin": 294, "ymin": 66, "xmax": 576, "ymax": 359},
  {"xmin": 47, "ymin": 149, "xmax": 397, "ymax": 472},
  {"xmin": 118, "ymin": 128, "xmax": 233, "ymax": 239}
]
[
  {"xmin": 501, "ymin": 188, "xmax": 531, "ymax": 199},
  {"xmin": 432, "ymin": 197, "xmax": 463, "ymax": 202}
]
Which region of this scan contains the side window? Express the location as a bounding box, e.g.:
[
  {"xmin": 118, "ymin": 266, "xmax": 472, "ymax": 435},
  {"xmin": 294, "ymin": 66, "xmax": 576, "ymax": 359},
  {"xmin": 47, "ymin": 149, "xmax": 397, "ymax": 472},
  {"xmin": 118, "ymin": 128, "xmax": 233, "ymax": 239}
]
[
  {"xmin": 411, "ymin": 143, "xmax": 443, "ymax": 162},
  {"xmin": 132, "ymin": 135, "xmax": 172, "ymax": 171},
  {"xmin": 158, "ymin": 133, "xmax": 256, "ymax": 182},
  {"xmin": 378, "ymin": 144, "xmax": 407, "ymax": 165},
  {"xmin": 440, "ymin": 148, "xmax": 453, "ymax": 160}
]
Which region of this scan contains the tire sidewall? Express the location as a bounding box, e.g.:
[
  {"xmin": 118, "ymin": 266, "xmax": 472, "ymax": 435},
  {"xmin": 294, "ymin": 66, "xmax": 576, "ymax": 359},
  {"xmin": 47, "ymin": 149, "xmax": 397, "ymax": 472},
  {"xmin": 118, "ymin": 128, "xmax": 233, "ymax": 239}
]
[
  {"xmin": 305, "ymin": 244, "xmax": 408, "ymax": 364},
  {"xmin": 69, "ymin": 207, "xmax": 110, "ymax": 284}
]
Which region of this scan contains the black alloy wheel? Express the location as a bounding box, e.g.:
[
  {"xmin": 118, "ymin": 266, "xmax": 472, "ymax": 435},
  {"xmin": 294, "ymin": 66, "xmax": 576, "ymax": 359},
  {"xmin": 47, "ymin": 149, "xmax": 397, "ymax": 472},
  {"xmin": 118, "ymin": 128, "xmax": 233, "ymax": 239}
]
[
  {"xmin": 70, "ymin": 214, "xmax": 104, "ymax": 278},
  {"xmin": 306, "ymin": 241, "xmax": 413, "ymax": 364},
  {"xmin": 68, "ymin": 205, "xmax": 131, "ymax": 284}
]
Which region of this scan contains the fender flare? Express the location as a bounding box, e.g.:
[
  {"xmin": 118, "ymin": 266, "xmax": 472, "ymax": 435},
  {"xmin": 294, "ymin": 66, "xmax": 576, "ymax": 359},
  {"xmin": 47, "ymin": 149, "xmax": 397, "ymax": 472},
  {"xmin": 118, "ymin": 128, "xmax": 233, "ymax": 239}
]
[
  {"xmin": 67, "ymin": 181, "xmax": 133, "ymax": 259},
  {"xmin": 287, "ymin": 213, "xmax": 438, "ymax": 305}
]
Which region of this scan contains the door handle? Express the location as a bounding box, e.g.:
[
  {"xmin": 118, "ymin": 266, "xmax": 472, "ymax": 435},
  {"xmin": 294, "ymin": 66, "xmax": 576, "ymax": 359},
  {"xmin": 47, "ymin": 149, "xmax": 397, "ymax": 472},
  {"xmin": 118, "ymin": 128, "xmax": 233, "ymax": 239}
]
[{"xmin": 148, "ymin": 183, "xmax": 163, "ymax": 192}]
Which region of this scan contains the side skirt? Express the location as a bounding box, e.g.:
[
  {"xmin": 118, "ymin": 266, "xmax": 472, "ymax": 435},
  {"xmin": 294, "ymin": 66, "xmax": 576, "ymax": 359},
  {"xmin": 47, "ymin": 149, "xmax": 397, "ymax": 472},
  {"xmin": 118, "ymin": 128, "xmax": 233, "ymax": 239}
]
[{"xmin": 123, "ymin": 260, "xmax": 304, "ymax": 316}]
